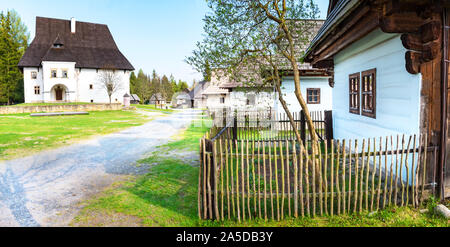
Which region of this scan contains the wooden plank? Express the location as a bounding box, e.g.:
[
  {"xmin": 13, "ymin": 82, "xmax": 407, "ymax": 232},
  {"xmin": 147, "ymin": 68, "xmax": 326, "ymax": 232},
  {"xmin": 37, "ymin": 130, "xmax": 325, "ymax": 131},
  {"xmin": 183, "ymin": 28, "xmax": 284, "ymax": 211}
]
[
  {"xmin": 370, "ymin": 138, "xmax": 377, "ymax": 212},
  {"xmin": 280, "ymin": 140, "xmax": 285, "ymax": 219},
  {"xmin": 286, "ymin": 140, "xmax": 291, "ymax": 217},
  {"xmin": 213, "ymin": 141, "xmax": 220, "ymax": 220},
  {"xmin": 274, "ymin": 141, "xmax": 280, "ymax": 221},
  {"xmin": 383, "ymin": 137, "xmax": 389, "ymax": 209},
  {"xmin": 198, "ymin": 139, "xmax": 203, "ymax": 220},
  {"xmin": 330, "ymin": 140, "xmax": 335, "ymax": 216},
  {"xmin": 342, "ymin": 139, "xmax": 347, "ymax": 214},
  {"xmin": 230, "ymin": 138, "xmax": 236, "ymax": 218},
  {"xmin": 377, "ymin": 137, "xmax": 383, "ymax": 211},
  {"xmin": 394, "ymin": 135, "xmax": 400, "ymax": 206},
  {"xmin": 353, "ymin": 140, "xmax": 360, "ymax": 214},
  {"xmin": 365, "ymin": 138, "xmax": 371, "ymax": 211},
  {"xmin": 262, "ymin": 141, "xmax": 268, "ymax": 221},
  {"xmin": 318, "ymin": 140, "xmax": 324, "ymax": 216},
  {"xmin": 269, "ymin": 141, "xmax": 274, "ymax": 220},
  {"xmin": 203, "ymin": 139, "xmax": 207, "ymax": 219},
  {"xmin": 336, "ymin": 140, "xmax": 341, "ymax": 215},
  {"xmin": 299, "ymin": 140, "xmax": 305, "ymax": 217},
  {"xmin": 359, "ymin": 139, "xmax": 366, "ymax": 213},
  {"xmin": 293, "ymin": 140, "xmax": 299, "ymax": 218},
  {"xmin": 347, "ymin": 140, "xmax": 352, "ymax": 214},
  {"xmin": 404, "ymin": 135, "xmax": 413, "ymax": 206},
  {"xmin": 411, "ymin": 135, "xmax": 417, "ymax": 207}
]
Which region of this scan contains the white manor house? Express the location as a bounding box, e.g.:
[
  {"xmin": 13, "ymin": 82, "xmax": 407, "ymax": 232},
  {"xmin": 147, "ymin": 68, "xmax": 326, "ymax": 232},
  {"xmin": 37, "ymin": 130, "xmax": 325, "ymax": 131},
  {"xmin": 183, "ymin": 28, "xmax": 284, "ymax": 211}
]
[{"xmin": 18, "ymin": 17, "xmax": 134, "ymax": 104}]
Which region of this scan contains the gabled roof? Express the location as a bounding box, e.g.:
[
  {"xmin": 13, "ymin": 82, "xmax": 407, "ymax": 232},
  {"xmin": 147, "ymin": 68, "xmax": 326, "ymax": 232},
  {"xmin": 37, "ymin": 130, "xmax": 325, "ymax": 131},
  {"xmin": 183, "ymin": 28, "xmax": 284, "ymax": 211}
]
[
  {"xmin": 18, "ymin": 17, "xmax": 134, "ymax": 70},
  {"xmin": 189, "ymin": 80, "xmax": 210, "ymax": 99},
  {"xmin": 150, "ymin": 93, "xmax": 164, "ymax": 101},
  {"xmin": 304, "ymin": 0, "xmax": 360, "ymax": 59},
  {"xmin": 202, "ymin": 84, "xmax": 229, "ymax": 95},
  {"xmin": 131, "ymin": 94, "xmax": 140, "ymax": 101}
]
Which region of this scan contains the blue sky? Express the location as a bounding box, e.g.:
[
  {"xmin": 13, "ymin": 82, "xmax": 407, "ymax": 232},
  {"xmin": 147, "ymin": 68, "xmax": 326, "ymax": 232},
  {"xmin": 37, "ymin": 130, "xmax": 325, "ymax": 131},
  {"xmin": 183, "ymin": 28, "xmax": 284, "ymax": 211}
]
[{"xmin": 0, "ymin": 0, "xmax": 329, "ymax": 86}]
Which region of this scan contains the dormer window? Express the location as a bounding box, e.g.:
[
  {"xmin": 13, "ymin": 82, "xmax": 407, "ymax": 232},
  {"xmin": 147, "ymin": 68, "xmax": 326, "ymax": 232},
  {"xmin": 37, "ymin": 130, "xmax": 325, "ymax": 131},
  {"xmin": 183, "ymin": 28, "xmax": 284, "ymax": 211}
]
[
  {"xmin": 53, "ymin": 43, "xmax": 63, "ymax": 48},
  {"xmin": 51, "ymin": 69, "xmax": 57, "ymax": 78}
]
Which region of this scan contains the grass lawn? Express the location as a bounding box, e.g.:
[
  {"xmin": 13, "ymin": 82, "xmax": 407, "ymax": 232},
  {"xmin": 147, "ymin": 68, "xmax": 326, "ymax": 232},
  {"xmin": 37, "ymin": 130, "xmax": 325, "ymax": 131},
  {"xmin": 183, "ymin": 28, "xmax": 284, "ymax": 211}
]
[
  {"xmin": 71, "ymin": 119, "xmax": 450, "ymax": 227},
  {"xmin": 134, "ymin": 104, "xmax": 176, "ymax": 113},
  {"xmin": 0, "ymin": 110, "xmax": 151, "ymax": 160}
]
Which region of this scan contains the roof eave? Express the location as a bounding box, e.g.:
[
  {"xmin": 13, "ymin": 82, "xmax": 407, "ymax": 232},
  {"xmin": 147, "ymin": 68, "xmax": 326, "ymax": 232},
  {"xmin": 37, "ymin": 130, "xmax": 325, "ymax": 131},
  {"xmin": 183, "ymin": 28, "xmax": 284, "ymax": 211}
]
[{"xmin": 304, "ymin": 0, "xmax": 361, "ymax": 62}]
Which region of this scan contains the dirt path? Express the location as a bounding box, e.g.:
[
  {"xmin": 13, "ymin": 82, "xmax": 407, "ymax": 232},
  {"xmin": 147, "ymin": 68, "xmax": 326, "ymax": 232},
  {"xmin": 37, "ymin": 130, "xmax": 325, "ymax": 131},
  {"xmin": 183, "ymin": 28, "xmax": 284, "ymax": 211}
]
[{"xmin": 0, "ymin": 109, "xmax": 202, "ymax": 226}]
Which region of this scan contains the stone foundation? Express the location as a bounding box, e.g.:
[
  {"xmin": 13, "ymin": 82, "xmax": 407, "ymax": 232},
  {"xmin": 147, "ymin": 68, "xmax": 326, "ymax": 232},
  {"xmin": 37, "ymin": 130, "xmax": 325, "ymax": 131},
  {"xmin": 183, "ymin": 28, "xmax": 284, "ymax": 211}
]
[{"xmin": 0, "ymin": 103, "xmax": 122, "ymax": 115}]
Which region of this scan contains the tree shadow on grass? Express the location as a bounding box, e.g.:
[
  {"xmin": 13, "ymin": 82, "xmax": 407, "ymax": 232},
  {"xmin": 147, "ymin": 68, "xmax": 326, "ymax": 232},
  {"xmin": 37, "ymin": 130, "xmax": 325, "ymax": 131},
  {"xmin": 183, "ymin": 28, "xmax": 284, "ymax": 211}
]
[{"xmin": 122, "ymin": 157, "xmax": 200, "ymax": 226}]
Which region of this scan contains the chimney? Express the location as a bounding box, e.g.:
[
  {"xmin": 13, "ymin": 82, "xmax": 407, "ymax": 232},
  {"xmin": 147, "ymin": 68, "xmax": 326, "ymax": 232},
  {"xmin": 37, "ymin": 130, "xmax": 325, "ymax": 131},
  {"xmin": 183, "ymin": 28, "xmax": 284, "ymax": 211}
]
[{"xmin": 71, "ymin": 17, "xmax": 76, "ymax": 33}]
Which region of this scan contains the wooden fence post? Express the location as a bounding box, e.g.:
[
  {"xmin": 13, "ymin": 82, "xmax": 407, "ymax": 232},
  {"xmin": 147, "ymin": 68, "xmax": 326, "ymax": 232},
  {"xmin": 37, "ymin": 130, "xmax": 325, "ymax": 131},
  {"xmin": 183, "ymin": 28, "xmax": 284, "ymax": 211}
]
[
  {"xmin": 205, "ymin": 138, "xmax": 217, "ymax": 220},
  {"xmin": 325, "ymin": 111, "xmax": 334, "ymax": 144},
  {"xmin": 233, "ymin": 109, "xmax": 238, "ymax": 141},
  {"xmin": 300, "ymin": 110, "xmax": 306, "ymax": 143}
]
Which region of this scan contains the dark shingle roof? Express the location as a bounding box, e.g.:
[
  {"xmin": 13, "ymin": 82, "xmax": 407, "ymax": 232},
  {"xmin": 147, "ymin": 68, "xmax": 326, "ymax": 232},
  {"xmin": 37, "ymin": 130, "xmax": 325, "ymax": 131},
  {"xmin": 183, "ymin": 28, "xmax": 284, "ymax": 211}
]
[{"xmin": 18, "ymin": 17, "xmax": 134, "ymax": 70}]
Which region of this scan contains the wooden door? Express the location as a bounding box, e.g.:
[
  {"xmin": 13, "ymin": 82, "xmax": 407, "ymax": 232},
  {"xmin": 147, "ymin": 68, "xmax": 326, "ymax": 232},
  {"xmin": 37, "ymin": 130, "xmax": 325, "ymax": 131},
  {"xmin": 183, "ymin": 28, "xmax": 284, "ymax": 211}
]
[{"xmin": 56, "ymin": 88, "xmax": 63, "ymax": 101}]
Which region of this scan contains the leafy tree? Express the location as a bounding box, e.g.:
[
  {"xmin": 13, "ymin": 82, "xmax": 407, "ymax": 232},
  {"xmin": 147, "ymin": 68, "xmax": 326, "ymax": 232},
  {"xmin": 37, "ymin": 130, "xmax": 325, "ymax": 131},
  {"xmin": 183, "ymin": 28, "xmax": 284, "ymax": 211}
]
[
  {"xmin": 0, "ymin": 10, "xmax": 29, "ymax": 104},
  {"xmin": 186, "ymin": 0, "xmax": 320, "ymax": 143},
  {"xmin": 177, "ymin": 80, "xmax": 189, "ymax": 92}
]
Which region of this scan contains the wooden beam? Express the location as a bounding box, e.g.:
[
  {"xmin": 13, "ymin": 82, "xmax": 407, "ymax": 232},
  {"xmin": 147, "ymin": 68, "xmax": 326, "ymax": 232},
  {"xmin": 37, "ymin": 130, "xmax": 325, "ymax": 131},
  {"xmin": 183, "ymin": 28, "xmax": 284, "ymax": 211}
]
[
  {"xmin": 312, "ymin": 14, "xmax": 379, "ymax": 64},
  {"xmin": 405, "ymin": 51, "xmax": 422, "ymax": 74},
  {"xmin": 380, "ymin": 12, "xmax": 426, "ymax": 33},
  {"xmin": 421, "ymin": 21, "xmax": 441, "ymax": 43}
]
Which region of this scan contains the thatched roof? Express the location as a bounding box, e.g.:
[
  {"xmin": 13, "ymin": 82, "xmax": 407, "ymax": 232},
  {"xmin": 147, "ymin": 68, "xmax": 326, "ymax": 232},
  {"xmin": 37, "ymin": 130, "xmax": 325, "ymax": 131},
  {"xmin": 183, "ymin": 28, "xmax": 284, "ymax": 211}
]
[{"xmin": 18, "ymin": 17, "xmax": 134, "ymax": 70}]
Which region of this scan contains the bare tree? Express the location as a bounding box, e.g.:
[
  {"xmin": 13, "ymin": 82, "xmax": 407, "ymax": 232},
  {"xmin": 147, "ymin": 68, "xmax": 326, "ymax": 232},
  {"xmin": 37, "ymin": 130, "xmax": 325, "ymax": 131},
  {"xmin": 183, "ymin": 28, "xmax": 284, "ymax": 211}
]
[
  {"xmin": 97, "ymin": 69, "xmax": 123, "ymax": 104},
  {"xmin": 186, "ymin": 0, "xmax": 321, "ymax": 144}
]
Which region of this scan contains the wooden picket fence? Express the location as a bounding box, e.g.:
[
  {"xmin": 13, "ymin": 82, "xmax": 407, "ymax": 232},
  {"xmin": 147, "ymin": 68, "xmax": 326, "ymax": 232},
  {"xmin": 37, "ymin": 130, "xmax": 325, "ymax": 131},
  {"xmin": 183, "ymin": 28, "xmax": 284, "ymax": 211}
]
[
  {"xmin": 198, "ymin": 133, "xmax": 437, "ymax": 221},
  {"xmin": 207, "ymin": 109, "xmax": 333, "ymax": 143}
]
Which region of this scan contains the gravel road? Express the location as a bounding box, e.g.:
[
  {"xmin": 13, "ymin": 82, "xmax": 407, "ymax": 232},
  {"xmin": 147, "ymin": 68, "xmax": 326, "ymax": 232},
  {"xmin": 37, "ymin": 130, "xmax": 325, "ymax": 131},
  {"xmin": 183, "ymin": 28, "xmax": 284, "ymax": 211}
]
[{"xmin": 0, "ymin": 109, "xmax": 202, "ymax": 226}]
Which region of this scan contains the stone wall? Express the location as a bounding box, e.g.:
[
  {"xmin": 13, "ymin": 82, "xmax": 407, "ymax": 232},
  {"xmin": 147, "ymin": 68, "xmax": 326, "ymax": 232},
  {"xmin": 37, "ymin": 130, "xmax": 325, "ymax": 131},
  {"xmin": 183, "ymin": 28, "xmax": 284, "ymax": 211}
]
[{"xmin": 0, "ymin": 103, "xmax": 122, "ymax": 115}]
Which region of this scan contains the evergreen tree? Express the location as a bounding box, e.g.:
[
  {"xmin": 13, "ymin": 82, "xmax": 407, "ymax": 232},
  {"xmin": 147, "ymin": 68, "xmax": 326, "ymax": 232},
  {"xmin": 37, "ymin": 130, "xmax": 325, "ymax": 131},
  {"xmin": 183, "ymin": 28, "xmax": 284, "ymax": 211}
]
[
  {"xmin": 0, "ymin": 11, "xmax": 26, "ymax": 105},
  {"xmin": 203, "ymin": 60, "xmax": 212, "ymax": 82},
  {"xmin": 129, "ymin": 71, "xmax": 137, "ymax": 95}
]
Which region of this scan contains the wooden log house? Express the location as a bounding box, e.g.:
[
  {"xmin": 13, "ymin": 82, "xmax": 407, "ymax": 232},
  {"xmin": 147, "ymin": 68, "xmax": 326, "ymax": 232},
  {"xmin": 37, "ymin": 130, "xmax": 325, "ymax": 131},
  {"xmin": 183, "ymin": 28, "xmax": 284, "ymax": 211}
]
[{"xmin": 304, "ymin": 0, "xmax": 450, "ymax": 199}]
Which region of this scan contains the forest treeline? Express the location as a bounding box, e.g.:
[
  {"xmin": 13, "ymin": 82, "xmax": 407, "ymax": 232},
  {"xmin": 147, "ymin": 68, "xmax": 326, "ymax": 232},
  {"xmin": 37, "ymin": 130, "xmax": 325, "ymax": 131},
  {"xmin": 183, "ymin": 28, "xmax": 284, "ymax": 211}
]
[{"xmin": 130, "ymin": 69, "xmax": 190, "ymax": 104}]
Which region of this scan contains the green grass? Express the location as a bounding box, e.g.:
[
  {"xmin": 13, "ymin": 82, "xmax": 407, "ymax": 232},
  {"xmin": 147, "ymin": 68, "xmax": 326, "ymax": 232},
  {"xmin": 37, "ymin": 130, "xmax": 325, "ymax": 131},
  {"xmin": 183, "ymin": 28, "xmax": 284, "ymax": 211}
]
[
  {"xmin": 134, "ymin": 104, "xmax": 176, "ymax": 113},
  {"xmin": 72, "ymin": 119, "xmax": 450, "ymax": 227},
  {"xmin": 0, "ymin": 110, "xmax": 151, "ymax": 160},
  {"xmin": 163, "ymin": 119, "xmax": 212, "ymax": 152}
]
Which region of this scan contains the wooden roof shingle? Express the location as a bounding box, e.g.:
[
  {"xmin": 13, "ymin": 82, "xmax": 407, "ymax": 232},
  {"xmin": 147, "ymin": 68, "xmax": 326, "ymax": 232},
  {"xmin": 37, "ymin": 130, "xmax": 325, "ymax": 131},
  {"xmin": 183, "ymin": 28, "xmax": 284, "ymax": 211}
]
[{"xmin": 18, "ymin": 17, "xmax": 134, "ymax": 70}]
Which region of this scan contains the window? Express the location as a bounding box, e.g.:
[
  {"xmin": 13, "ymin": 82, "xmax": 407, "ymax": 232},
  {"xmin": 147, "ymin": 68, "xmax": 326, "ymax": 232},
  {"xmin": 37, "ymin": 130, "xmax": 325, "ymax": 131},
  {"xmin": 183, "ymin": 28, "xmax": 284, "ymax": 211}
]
[
  {"xmin": 51, "ymin": 69, "xmax": 57, "ymax": 78},
  {"xmin": 62, "ymin": 70, "xmax": 68, "ymax": 78},
  {"xmin": 31, "ymin": 71, "xmax": 37, "ymax": 79},
  {"xmin": 349, "ymin": 73, "xmax": 360, "ymax": 114},
  {"xmin": 361, "ymin": 69, "xmax": 376, "ymax": 118},
  {"xmin": 307, "ymin": 88, "xmax": 321, "ymax": 104},
  {"xmin": 34, "ymin": 86, "xmax": 40, "ymax": 95},
  {"xmin": 246, "ymin": 94, "xmax": 256, "ymax": 105},
  {"xmin": 220, "ymin": 96, "xmax": 225, "ymax": 104},
  {"xmin": 89, "ymin": 84, "xmax": 93, "ymax": 90}
]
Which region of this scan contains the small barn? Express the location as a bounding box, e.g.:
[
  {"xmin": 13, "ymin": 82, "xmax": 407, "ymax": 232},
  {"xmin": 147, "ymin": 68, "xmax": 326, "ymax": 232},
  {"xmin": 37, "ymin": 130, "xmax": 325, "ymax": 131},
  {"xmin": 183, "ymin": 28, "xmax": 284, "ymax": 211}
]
[
  {"xmin": 130, "ymin": 94, "xmax": 140, "ymax": 104},
  {"xmin": 304, "ymin": 0, "xmax": 450, "ymax": 199},
  {"xmin": 149, "ymin": 93, "xmax": 165, "ymax": 106}
]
